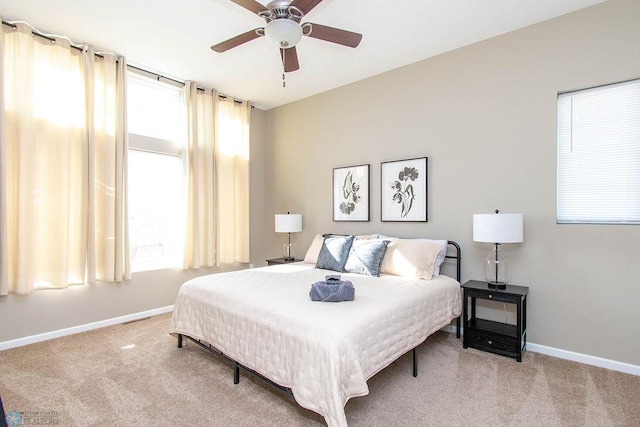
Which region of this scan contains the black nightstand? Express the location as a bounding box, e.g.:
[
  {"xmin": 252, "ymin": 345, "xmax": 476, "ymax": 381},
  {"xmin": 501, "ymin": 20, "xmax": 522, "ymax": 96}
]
[
  {"xmin": 266, "ymin": 257, "xmax": 302, "ymax": 266},
  {"xmin": 462, "ymin": 280, "xmax": 528, "ymax": 362}
]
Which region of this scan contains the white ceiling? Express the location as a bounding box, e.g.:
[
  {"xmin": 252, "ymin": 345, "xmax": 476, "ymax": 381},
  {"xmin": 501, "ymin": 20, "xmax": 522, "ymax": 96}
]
[{"xmin": 0, "ymin": 0, "xmax": 606, "ymax": 110}]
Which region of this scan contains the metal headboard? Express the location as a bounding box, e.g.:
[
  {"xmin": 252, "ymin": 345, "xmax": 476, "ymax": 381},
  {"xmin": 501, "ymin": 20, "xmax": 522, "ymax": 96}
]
[
  {"xmin": 446, "ymin": 240, "xmax": 462, "ymax": 339},
  {"xmin": 445, "ymin": 240, "xmax": 461, "ymax": 283}
]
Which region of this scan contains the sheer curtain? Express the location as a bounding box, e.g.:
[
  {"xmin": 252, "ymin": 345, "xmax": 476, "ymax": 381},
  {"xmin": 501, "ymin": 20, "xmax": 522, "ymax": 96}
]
[
  {"xmin": 183, "ymin": 82, "xmax": 250, "ymax": 268},
  {"xmin": 216, "ymin": 96, "xmax": 250, "ymax": 264},
  {"xmin": 89, "ymin": 55, "xmax": 130, "ymax": 282},
  {"xmin": 0, "ymin": 22, "xmax": 129, "ymax": 295}
]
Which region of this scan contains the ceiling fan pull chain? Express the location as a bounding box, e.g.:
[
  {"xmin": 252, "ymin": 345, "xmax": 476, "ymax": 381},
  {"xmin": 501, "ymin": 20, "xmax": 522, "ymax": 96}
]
[{"xmin": 282, "ymin": 47, "xmax": 286, "ymax": 87}]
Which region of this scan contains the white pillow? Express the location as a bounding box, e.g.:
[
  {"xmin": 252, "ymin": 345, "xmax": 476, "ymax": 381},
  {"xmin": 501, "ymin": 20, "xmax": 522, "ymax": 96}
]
[
  {"xmin": 303, "ymin": 234, "xmax": 325, "ymax": 264},
  {"xmin": 377, "ymin": 236, "xmax": 447, "ymax": 276},
  {"xmin": 419, "ymin": 239, "xmax": 448, "ymax": 276},
  {"xmin": 379, "ymin": 239, "xmax": 442, "ymax": 280}
]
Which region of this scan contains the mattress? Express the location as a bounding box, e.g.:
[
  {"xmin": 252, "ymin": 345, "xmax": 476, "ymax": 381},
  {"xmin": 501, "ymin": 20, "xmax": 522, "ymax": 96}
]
[{"xmin": 169, "ymin": 262, "xmax": 462, "ymax": 427}]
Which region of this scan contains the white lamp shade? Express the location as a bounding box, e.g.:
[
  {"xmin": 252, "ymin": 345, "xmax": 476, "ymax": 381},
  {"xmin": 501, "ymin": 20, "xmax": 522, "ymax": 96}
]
[
  {"xmin": 265, "ymin": 19, "xmax": 303, "ymax": 49},
  {"xmin": 473, "ymin": 213, "xmax": 523, "ymax": 243},
  {"xmin": 275, "ymin": 214, "xmax": 302, "ymax": 233}
]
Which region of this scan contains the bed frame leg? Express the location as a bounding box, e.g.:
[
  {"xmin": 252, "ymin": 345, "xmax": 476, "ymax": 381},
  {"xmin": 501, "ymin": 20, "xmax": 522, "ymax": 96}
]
[
  {"xmin": 234, "ymin": 362, "xmax": 240, "ymax": 384},
  {"xmin": 412, "ymin": 348, "xmax": 418, "ymax": 377},
  {"xmin": 456, "ymin": 317, "xmax": 461, "ymax": 339},
  {"xmin": 177, "ymin": 334, "xmax": 183, "ymax": 348}
]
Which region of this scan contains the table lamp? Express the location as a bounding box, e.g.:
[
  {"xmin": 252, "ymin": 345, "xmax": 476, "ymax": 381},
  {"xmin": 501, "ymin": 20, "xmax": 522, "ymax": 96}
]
[
  {"xmin": 275, "ymin": 212, "xmax": 302, "ymax": 260},
  {"xmin": 473, "ymin": 210, "xmax": 523, "ymax": 289}
]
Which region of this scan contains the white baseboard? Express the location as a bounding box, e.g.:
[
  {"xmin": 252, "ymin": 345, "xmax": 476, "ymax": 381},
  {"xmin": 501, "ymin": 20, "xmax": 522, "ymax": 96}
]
[
  {"xmin": 0, "ymin": 305, "xmax": 174, "ymax": 351},
  {"xmin": 526, "ymin": 342, "xmax": 640, "ymax": 376},
  {"xmin": 441, "ymin": 324, "xmax": 639, "ymax": 376}
]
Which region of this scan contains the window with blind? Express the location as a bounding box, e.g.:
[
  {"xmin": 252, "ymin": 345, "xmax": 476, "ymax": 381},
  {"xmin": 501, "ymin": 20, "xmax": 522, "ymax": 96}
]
[{"xmin": 557, "ymin": 79, "xmax": 640, "ymax": 224}]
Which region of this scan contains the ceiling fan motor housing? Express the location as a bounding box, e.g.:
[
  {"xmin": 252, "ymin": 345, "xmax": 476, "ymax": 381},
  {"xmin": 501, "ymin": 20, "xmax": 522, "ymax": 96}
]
[{"xmin": 261, "ymin": 0, "xmax": 304, "ymax": 23}]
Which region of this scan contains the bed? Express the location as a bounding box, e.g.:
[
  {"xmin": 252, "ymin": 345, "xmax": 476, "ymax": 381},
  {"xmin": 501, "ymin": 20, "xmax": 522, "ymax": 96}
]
[{"xmin": 169, "ymin": 236, "xmax": 462, "ymax": 427}]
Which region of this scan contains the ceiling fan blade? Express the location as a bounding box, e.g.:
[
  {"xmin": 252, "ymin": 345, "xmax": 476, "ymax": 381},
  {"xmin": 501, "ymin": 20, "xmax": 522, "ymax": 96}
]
[
  {"xmin": 289, "ymin": 0, "xmax": 324, "ymax": 15},
  {"xmin": 303, "ymin": 23, "xmax": 362, "ymax": 48},
  {"xmin": 229, "ymin": 0, "xmax": 268, "ymax": 15},
  {"xmin": 280, "ymin": 47, "xmax": 300, "ymax": 72},
  {"xmin": 211, "ymin": 28, "xmax": 264, "ymax": 53}
]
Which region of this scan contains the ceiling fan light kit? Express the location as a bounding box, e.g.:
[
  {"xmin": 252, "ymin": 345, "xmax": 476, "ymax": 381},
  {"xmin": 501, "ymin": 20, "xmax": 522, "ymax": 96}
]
[
  {"xmin": 265, "ymin": 18, "xmax": 302, "ymax": 48},
  {"xmin": 211, "ymin": 0, "xmax": 362, "ymax": 75}
]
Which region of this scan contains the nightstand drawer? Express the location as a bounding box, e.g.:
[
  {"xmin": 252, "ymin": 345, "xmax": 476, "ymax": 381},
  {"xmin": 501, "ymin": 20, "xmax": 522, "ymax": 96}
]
[
  {"xmin": 465, "ymin": 288, "xmax": 518, "ymax": 303},
  {"xmin": 465, "ymin": 328, "xmax": 517, "ymax": 351},
  {"xmin": 465, "ymin": 327, "xmax": 517, "ymax": 352}
]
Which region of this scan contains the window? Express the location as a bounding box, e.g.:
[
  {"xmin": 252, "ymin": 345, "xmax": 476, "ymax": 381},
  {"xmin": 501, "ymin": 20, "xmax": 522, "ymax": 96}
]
[
  {"xmin": 127, "ymin": 71, "xmax": 185, "ymax": 271},
  {"xmin": 557, "ymin": 79, "xmax": 640, "ymax": 224}
]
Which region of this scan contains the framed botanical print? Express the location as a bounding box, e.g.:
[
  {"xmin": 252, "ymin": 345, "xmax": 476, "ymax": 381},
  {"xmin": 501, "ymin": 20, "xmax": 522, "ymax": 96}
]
[
  {"xmin": 333, "ymin": 164, "xmax": 370, "ymax": 221},
  {"xmin": 381, "ymin": 157, "xmax": 428, "ymax": 222}
]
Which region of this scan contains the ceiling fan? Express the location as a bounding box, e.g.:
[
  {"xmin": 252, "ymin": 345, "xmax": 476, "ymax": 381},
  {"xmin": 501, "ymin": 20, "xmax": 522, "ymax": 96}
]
[{"xmin": 211, "ymin": 0, "xmax": 363, "ymax": 73}]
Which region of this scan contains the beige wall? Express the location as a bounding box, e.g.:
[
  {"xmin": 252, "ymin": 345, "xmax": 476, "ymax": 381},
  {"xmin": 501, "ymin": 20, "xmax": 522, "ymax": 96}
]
[{"xmin": 261, "ymin": 0, "xmax": 640, "ymax": 366}]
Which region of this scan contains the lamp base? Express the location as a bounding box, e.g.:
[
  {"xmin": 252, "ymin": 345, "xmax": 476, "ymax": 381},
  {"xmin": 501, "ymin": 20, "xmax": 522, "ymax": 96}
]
[
  {"xmin": 484, "ymin": 244, "xmax": 511, "ymax": 287},
  {"xmin": 283, "ymin": 242, "xmax": 294, "ymax": 261},
  {"xmin": 487, "ymin": 281, "xmax": 507, "ymax": 290}
]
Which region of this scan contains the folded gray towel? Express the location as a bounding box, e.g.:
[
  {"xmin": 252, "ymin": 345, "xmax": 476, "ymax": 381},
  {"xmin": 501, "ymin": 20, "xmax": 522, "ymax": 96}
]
[{"xmin": 310, "ymin": 279, "xmax": 355, "ymax": 302}]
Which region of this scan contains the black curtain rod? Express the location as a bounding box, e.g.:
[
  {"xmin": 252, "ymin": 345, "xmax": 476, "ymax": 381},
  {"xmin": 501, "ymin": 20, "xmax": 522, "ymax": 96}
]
[
  {"xmin": 129, "ymin": 64, "xmax": 247, "ymax": 104},
  {"xmin": 2, "ymin": 20, "xmax": 251, "ymax": 107},
  {"xmin": 1, "ymin": 20, "xmax": 104, "ymax": 57},
  {"xmin": 127, "ymin": 64, "xmax": 185, "ymax": 87}
]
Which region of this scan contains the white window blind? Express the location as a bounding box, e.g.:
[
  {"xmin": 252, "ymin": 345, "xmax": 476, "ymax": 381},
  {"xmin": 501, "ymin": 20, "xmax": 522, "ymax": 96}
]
[{"xmin": 557, "ymin": 79, "xmax": 640, "ymax": 224}]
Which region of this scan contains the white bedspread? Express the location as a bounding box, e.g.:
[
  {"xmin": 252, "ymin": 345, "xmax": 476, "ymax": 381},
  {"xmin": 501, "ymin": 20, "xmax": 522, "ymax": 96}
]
[{"xmin": 169, "ymin": 263, "xmax": 462, "ymax": 426}]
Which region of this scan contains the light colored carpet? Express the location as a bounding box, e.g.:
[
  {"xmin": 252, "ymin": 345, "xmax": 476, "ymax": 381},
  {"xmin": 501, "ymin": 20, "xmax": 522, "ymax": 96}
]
[{"xmin": 1, "ymin": 313, "xmax": 639, "ymax": 426}]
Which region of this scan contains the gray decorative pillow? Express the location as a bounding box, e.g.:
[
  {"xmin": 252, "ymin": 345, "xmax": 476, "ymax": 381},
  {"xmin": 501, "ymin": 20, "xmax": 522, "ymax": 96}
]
[
  {"xmin": 315, "ymin": 235, "xmax": 355, "ymax": 272},
  {"xmin": 344, "ymin": 239, "xmax": 390, "ymax": 277}
]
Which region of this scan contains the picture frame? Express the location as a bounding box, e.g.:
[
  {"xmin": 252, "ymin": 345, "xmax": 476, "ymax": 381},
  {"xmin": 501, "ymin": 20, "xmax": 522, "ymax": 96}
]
[
  {"xmin": 333, "ymin": 164, "xmax": 370, "ymax": 222},
  {"xmin": 381, "ymin": 157, "xmax": 428, "ymax": 222}
]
